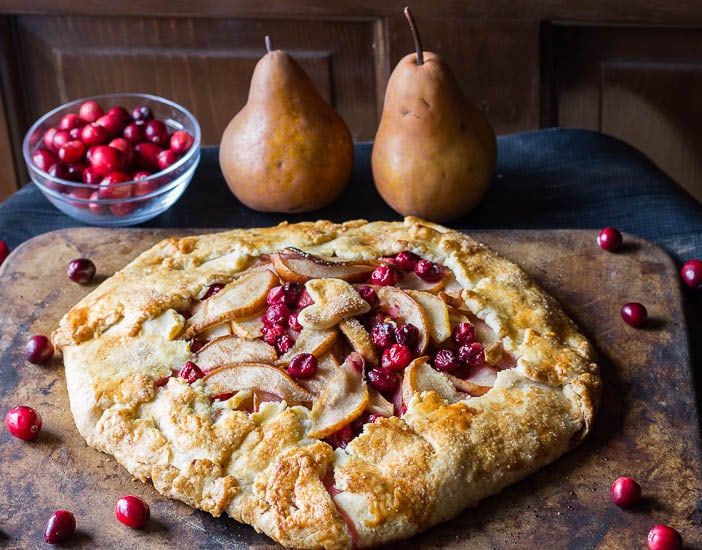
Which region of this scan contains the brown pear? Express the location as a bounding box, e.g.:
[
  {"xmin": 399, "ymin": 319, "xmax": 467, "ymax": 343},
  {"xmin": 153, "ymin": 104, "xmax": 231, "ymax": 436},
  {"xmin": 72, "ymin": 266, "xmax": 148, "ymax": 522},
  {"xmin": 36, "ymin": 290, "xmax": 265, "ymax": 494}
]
[
  {"xmin": 219, "ymin": 37, "xmax": 354, "ymax": 213},
  {"xmin": 371, "ymin": 8, "xmax": 496, "ymax": 222}
]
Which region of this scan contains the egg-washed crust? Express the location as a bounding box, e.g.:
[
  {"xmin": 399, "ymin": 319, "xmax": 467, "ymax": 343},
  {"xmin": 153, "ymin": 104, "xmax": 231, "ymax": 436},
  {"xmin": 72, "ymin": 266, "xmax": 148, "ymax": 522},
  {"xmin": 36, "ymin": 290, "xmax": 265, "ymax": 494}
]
[{"xmin": 52, "ymin": 217, "xmax": 601, "ymax": 549}]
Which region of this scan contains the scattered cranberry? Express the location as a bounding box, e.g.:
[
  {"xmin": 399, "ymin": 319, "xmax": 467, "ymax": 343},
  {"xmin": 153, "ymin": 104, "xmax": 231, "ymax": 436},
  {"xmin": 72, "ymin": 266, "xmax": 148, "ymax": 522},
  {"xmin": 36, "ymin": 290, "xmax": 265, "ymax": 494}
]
[
  {"xmin": 282, "ymin": 281, "xmax": 303, "ymax": 304},
  {"xmin": 25, "ymin": 335, "xmax": 54, "ymax": 364},
  {"xmin": 366, "ymin": 367, "xmax": 397, "ymax": 394},
  {"xmin": 170, "ymin": 130, "xmax": 194, "ymax": 154},
  {"xmin": 263, "ymin": 303, "xmax": 291, "ymax": 326},
  {"xmin": 394, "ymin": 250, "xmax": 419, "ymax": 271},
  {"xmin": 266, "ymin": 285, "xmax": 287, "ymax": 305},
  {"xmin": 647, "ymin": 524, "xmax": 682, "ymax": 550},
  {"xmin": 458, "ymin": 342, "xmax": 485, "ymax": 367},
  {"xmin": 610, "ymin": 476, "xmax": 641, "ymax": 508},
  {"xmin": 433, "ymin": 348, "xmax": 460, "ymax": 372},
  {"xmin": 0, "ymin": 239, "xmax": 9, "ymax": 265},
  {"xmin": 287, "ymin": 353, "xmax": 318, "ymax": 378},
  {"xmin": 394, "ymin": 323, "xmax": 419, "ymax": 349},
  {"xmin": 381, "ymin": 344, "xmax": 412, "ymax": 371},
  {"xmin": 414, "ymin": 259, "xmax": 442, "ymax": 282},
  {"xmin": 680, "ymin": 259, "xmax": 702, "ymax": 290},
  {"xmin": 275, "ymin": 334, "xmax": 295, "ymax": 354},
  {"xmin": 288, "ymin": 312, "xmax": 303, "ymax": 332},
  {"xmin": 115, "ymin": 495, "xmax": 150, "ymax": 529},
  {"xmin": 43, "ymin": 510, "xmax": 76, "ymax": 544},
  {"xmin": 261, "ymin": 324, "xmax": 286, "ymax": 346},
  {"xmin": 370, "ymin": 265, "xmax": 400, "ymax": 286},
  {"xmin": 202, "ymin": 283, "xmax": 224, "ymax": 300},
  {"xmin": 178, "ymin": 361, "xmax": 203, "ymax": 383},
  {"xmin": 597, "ymin": 227, "xmax": 623, "ymax": 252},
  {"xmin": 357, "ymin": 285, "xmax": 379, "ymax": 308},
  {"xmin": 66, "ymin": 258, "xmax": 96, "ymax": 284},
  {"xmin": 295, "ymin": 289, "xmax": 315, "ymax": 309},
  {"xmin": 621, "ymin": 302, "xmax": 648, "ymax": 328},
  {"xmin": 371, "ymin": 322, "xmax": 396, "ymax": 349},
  {"xmin": 452, "ymin": 322, "xmax": 476, "ymax": 346},
  {"xmin": 5, "ymin": 405, "xmax": 42, "ymax": 440},
  {"xmin": 325, "ymin": 423, "xmax": 355, "ymax": 450}
]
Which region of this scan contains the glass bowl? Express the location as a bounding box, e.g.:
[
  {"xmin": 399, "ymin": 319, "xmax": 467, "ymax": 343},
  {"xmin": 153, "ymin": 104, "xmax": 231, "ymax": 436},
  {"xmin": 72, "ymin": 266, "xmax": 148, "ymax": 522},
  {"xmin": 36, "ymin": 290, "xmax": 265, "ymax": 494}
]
[{"xmin": 22, "ymin": 93, "xmax": 201, "ymax": 227}]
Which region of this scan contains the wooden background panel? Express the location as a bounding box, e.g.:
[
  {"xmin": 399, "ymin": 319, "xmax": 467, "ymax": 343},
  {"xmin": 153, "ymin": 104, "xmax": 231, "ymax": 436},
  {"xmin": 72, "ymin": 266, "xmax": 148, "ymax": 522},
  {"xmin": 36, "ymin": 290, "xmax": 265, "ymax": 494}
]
[
  {"xmin": 382, "ymin": 18, "xmax": 542, "ymax": 134},
  {"xmin": 15, "ymin": 15, "xmax": 379, "ymax": 144},
  {"xmin": 550, "ymin": 25, "xmax": 702, "ymax": 204}
]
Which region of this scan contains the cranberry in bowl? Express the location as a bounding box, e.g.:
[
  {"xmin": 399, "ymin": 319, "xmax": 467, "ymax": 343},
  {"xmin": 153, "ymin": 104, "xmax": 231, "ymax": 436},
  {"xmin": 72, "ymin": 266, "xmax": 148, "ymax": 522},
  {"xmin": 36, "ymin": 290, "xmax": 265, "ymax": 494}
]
[{"xmin": 22, "ymin": 93, "xmax": 201, "ymax": 227}]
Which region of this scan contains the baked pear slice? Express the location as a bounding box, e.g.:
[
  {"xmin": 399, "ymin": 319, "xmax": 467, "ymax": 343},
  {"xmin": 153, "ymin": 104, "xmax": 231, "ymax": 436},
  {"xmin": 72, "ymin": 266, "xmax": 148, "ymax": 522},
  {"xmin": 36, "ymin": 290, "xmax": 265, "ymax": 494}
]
[
  {"xmin": 401, "ymin": 357, "xmax": 463, "ymax": 405},
  {"xmin": 405, "ymin": 289, "xmax": 451, "ymax": 345},
  {"xmin": 298, "ymin": 278, "xmax": 371, "ymax": 329},
  {"xmin": 271, "ymin": 248, "xmax": 376, "ymax": 283},
  {"xmin": 195, "ymin": 335, "xmax": 277, "ymax": 370}
]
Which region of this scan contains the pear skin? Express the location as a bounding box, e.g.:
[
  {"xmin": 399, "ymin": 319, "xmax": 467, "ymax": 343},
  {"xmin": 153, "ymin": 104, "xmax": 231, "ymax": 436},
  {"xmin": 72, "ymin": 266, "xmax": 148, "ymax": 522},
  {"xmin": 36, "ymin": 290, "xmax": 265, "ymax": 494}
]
[
  {"xmin": 220, "ymin": 44, "xmax": 353, "ymax": 213},
  {"xmin": 372, "ymin": 51, "xmax": 496, "ymax": 222}
]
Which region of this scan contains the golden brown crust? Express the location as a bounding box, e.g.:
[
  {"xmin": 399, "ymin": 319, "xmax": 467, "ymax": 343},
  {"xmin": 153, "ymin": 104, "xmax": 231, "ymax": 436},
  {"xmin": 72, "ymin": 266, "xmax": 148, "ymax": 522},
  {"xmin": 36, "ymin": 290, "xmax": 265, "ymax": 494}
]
[{"xmin": 53, "ymin": 217, "xmax": 600, "ymax": 549}]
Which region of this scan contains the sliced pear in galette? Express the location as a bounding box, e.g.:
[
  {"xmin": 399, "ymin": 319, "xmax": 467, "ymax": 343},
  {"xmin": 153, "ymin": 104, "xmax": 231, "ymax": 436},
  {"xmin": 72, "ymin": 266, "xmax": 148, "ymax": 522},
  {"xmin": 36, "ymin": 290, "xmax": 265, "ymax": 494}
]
[{"xmin": 52, "ymin": 217, "xmax": 600, "ymax": 550}]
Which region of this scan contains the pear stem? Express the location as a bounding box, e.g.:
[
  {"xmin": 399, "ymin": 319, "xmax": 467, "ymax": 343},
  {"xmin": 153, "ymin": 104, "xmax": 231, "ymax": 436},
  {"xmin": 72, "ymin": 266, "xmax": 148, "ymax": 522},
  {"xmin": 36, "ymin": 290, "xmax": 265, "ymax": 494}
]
[
  {"xmin": 404, "ymin": 7, "xmax": 424, "ymax": 66},
  {"xmin": 265, "ymin": 35, "xmax": 273, "ymax": 53}
]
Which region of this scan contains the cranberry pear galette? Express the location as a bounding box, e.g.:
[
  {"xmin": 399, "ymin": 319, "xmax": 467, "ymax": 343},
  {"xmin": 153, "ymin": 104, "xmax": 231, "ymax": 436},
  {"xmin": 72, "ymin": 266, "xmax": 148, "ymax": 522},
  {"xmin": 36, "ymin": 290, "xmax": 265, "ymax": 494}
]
[{"xmin": 52, "ymin": 218, "xmax": 601, "ymax": 549}]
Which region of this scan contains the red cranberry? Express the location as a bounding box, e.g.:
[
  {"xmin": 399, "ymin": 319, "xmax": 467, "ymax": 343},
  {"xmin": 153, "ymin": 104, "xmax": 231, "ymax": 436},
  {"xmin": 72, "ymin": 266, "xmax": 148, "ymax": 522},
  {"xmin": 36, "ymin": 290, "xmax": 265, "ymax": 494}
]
[
  {"xmin": 370, "ymin": 265, "xmax": 400, "ymax": 286},
  {"xmin": 190, "ymin": 339, "xmax": 206, "ymax": 353},
  {"xmin": 394, "ymin": 250, "xmax": 419, "ymax": 271},
  {"xmin": 287, "ymin": 353, "xmax": 318, "ymax": 378},
  {"xmin": 294, "ymin": 288, "xmax": 314, "ymax": 309},
  {"xmin": 108, "ymin": 105, "xmax": 131, "ymax": 124},
  {"xmin": 110, "ymin": 201, "xmax": 137, "ymax": 217},
  {"xmin": 80, "ymin": 122, "xmax": 109, "ymax": 147},
  {"xmin": 202, "ymin": 283, "xmax": 224, "ymax": 300},
  {"xmin": 394, "ymin": 323, "xmax": 419, "ymax": 349},
  {"xmin": 47, "ymin": 162, "xmax": 72, "ymax": 184},
  {"xmin": 81, "ymin": 166, "xmax": 101, "ymax": 184},
  {"xmin": 67, "ymin": 258, "xmax": 96, "ymax": 284},
  {"xmin": 621, "ymin": 302, "xmax": 647, "ymax": 328},
  {"xmin": 366, "ymin": 367, "xmax": 398, "ymax": 394},
  {"xmin": 67, "ymin": 187, "xmax": 92, "ymax": 208},
  {"xmin": 414, "ymin": 259, "xmax": 442, "ymax": 282},
  {"xmin": 325, "ymin": 423, "xmax": 355, "ymax": 450},
  {"xmin": 133, "ymin": 178, "xmax": 158, "ymax": 199},
  {"xmin": 132, "ymin": 104, "xmax": 154, "ymax": 122},
  {"xmin": 59, "ymin": 113, "xmax": 85, "ymax": 131},
  {"xmin": 157, "ymin": 149, "xmax": 180, "ymax": 170},
  {"xmin": 122, "ymin": 121, "xmax": 146, "ymax": 143},
  {"xmin": 381, "ymin": 343, "xmax": 412, "ymax": 371},
  {"xmin": 58, "ymin": 140, "xmax": 86, "ymax": 163},
  {"xmin": 458, "ymin": 342, "xmax": 485, "ymax": 367},
  {"xmin": 275, "ymin": 334, "xmax": 295, "ymax": 354},
  {"xmin": 282, "ymin": 281, "xmax": 303, "ymax": 304},
  {"xmin": 597, "ymin": 227, "xmax": 623, "ymax": 252},
  {"xmin": 98, "ymin": 171, "xmax": 132, "ymax": 200},
  {"xmin": 357, "ymin": 285, "xmax": 379, "ymax": 308},
  {"xmin": 288, "ymin": 312, "xmax": 303, "ymax": 332},
  {"xmin": 78, "ymin": 100, "xmax": 104, "ymax": 123},
  {"xmin": 25, "ymin": 335, "xmax": 54, "ymax": 364},
  {"xmin": 69, "ymin": 127, "xmax": 82, "ymax": 140},
  {"xmin": 647, "ymin": 524, "xmax": 682, "ymax": 550},
  {"xmin": 178, "ymin": 361, "xmax": 203, "ymax": 383},
  {"xmin": 170, "ymin": 130, "xmax": 194, "ymax": 154},
  {"xmin": 263, "ymin": 303, "xmax": 291, "ymax": 326},
  {"xmin": 51, "ymin": 130, "xmax": 72, "ymax": 151},
  {"xmin": 43, "ymin": 127, "xmax": 59, "ymax": 150},
  {"xmin": 109, "ymin": 138, "xmax": 134, "ymax": 166},
  {"xmin": 266, "ymin": 285, "xmax": 286, "ymax": 305},
  {"xmin": 115, "ymin": 495, "xmax": 150, "ymax": 529},
  {"xmin": 5, "ymin": 405, "xmax": 42, "ymax": 440},
  {"xmin": 88, "ymin": 191, "xmax": 108, "ymax": 215},
  {"xmin": 452, "ymin": 322, "xmax": 476, "ymax": 345},
  {"xmin": 371, "ymin": 322, "xmax": 396, "ymax": 349},
  {"xmin": 134, "ymin": 142, "xmax": 163, "ymax": 172},
  {"xmin": 144, "ymin": 119, "xmax": 170, "ymax": 146},
  {"xmin": 96, "ymin": 113, "xmax": 126, "ymax": 137},
  {"xmin": 90, "ymin": 145, "xmax": 125, "ymax": 176},
  {"xmin": 43, "ymin": 510, "xmax": 76, "ymax": 544},
  {"xmin": 262, "ymin": 324, "xmax": 286, "ymax": 345},
  {"xmin": 32, "ymin": 148, "xmax": 59, "ymax": 172},
  {"xmin": 0, "ymin": 240, "xmax": 9, "ymax": 265},
  {"xmin": 66, "ymin": 162, "xmax": 87, "ymax": 182},
  {"xmin": 610, "ymin": 476, "xmax": 641, "ymax": 508},
  {"xmin": 681, "ymin": 259, "xmax": 702, "ymax": 290},
  {"xmin": 433, "ymin": 348, "xmax": 460, "ymax": 372}
]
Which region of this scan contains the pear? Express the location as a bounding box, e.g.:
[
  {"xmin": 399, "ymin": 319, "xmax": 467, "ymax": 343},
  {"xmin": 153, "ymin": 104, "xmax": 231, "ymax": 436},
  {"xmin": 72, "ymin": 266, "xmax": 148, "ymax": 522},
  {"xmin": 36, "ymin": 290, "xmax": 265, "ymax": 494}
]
[
  {"xmin": 371, "ymin": 8, "xmax": 497, "ymax": 222},
  {"xmin": 219, "ymin": 36, "xmax": 354, "ymax": 213}
]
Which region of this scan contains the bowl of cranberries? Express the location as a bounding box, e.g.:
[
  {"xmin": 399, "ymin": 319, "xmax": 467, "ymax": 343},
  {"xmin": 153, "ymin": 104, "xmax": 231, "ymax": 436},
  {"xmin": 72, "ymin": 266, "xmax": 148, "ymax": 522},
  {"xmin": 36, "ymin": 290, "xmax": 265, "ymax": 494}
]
[{"xmin": 22, "ymin": 93, "xmax": 200, "ymax": 226}]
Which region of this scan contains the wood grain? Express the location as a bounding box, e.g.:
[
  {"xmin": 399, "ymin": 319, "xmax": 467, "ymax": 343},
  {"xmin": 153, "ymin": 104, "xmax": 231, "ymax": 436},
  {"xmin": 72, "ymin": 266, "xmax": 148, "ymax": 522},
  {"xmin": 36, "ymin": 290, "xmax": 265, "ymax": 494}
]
[{"xmin": 0, "ymin": 228, "xmax": 699, "ymax": 549}]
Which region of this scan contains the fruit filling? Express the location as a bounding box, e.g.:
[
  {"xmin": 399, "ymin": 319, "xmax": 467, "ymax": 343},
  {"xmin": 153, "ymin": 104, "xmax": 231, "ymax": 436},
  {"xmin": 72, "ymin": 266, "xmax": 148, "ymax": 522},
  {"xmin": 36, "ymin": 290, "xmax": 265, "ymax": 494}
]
[{"xmin": 167, "ymin": 248, "xmax": 518, "ymax": 447}]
